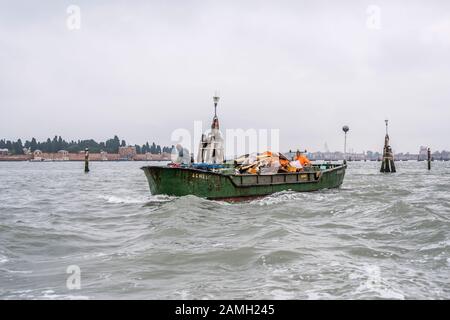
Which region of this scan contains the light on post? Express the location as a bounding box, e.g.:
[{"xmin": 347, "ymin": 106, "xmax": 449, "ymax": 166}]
[{"xmin": 342, "ymin": 125, "xmax": 349, "ymax": 163}]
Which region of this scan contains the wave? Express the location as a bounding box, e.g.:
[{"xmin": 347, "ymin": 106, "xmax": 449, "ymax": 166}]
[
  {"xmin": 98, "ymin": 195, "xmax": 149, "ymax": 204},
  {"xmin": 0, "ymin": 254, "xmax": 9, "ymax": 264},
  {"xmin": 4, "ymin": 289, "xmax": 89, "ymax": 300},
  {"xmin": 250, "ymin": 191, "xmax": 306, "ymax": 206},
  {"xmin": 1, "ymin": 268, "xmax": 33, "ymax": 274},
  {"xmin": 97, "ymin": 194, "xmax": 174, "ymax": 205},
  {"xmin": 40, "ymin": 290, "xmax": 89, "ymax": 300},
  {"xmin": 350, "ymin": 265, "xmax": 405, "ymax": 299}
]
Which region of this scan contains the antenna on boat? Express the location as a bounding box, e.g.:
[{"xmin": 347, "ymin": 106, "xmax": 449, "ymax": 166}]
[
  {"xmin": 342, "ymin": 125, "xmax": 349, "ymax": 164},
  {"xmin": 211, "ymin": 92, "xmax": 220, "ymax": 130},
  {"xmin": 385, "ymin": 118, "xmax": 389, "ymax": 135},
  {"xmin": 213, "ymin": 91, "xmax": 220, "ymax": 118}
]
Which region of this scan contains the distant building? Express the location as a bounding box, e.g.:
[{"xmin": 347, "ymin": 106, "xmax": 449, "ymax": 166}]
[
  {"xmin": 100, "ymin": 151, "xmax": 108, "ymax": 161},
  {"xmin": 57, "ymin": 150, "xmax": 69, "ymax": 161},
  {"xmin": 0, "ymin": 148, "xmax": 8, "ymax": 156},
  {"xmin": 282, "ymin": 148, "xmax": 450, "ymax": 162},
  {"xmin": 32, "ymin": 150, "xmax": 43, "ymax": 161},
  {"xmin": 418, "ymin": 146, "xmax": 428, "ymax": 161},
  {"xmin": 119, "ymin": 146, "xmax": 137, "ymax": 160}
]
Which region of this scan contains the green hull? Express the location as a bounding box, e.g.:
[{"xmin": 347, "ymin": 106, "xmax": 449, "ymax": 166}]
[{"xmin": 141, "ymin": 164, "xmax": 346, "ymax": 200}]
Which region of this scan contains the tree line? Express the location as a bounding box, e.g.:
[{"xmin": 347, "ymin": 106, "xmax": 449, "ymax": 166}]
[{"xmin": 0, "ymin": 136, "xmax": 173, "ymax": 155}]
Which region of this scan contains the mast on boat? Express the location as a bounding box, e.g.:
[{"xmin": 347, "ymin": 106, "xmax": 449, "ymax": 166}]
[{"xmin": 196, "ymin": 93, "xmax": 225, "ymax": 164}]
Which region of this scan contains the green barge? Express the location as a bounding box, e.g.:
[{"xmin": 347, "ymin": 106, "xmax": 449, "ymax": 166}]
[
  {"xmin": 141, "ymin": 95, "xmax": 347, "ymax": 201},
  {"xmin": 141, "ymin": 163, "xmax": 346, "ymax": 201}
]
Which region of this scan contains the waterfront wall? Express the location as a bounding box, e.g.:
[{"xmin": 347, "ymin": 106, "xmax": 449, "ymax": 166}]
[
  {"xmin": 0, "ymin": 152, "xmax": 172, "ymax": 161},
  {"xmin": 0, "ymin": 155, "xmax": 32, "ymax": 161}
]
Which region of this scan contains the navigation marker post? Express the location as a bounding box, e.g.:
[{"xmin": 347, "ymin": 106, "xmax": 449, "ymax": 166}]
[
  {"xmin": 84, "ymin": 148, "xmax": 89, "ymax": 173},
  {"xmin": 380, "ymin": 119, "xmax": 396, "ymax": 173}
]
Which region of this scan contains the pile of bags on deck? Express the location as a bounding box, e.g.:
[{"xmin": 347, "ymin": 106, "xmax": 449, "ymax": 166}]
[{"xmin": 234, "ymin": 151, "xmax": 311, "ymax": 174}]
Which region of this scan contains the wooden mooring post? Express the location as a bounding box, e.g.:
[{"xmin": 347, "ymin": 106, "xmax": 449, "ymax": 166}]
[
  {"xmin": 428, "ymin": 147, "xmax": 431, "ymax": 170},
  {"xmin": 84, "ymin": 148, "xmax": 89, "ymax": 173}
]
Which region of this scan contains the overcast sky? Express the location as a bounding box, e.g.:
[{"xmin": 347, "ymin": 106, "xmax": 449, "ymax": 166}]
[{"xmin": 1, "ymin": 0, "xmax": 449, "ymax": 153}]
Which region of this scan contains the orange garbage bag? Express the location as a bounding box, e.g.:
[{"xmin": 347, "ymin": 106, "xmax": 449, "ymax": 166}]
[{"xmin": 296, "ymin": 154, "xmax": 311, "ymax": 166}]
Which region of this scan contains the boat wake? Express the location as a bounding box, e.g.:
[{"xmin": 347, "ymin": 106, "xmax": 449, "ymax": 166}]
[
  {"xmin": 98, "ymin": 194, "xmax": 174, "ymax": 205},
  {"xmin": 98, "ymin": 195, "xmax": 149, "ymax": 204}
]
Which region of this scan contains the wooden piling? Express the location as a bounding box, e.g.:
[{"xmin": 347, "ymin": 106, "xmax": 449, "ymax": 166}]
[
  {"xmin": 428, "ymin": 147, "xmax": 431, "ymax": 170},
  {"xmin": 84, "ymin": 148, "xmax": 89, "ymax": 173}
]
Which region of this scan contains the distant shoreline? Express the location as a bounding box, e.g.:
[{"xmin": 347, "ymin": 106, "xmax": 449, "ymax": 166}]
[
  {"xmin": 0, "ymin": 152, "xmax": 171, "ymax": 162},
  {"xmin": 0, "ymin": 159, "xmax": 169, "ymax": 162}
]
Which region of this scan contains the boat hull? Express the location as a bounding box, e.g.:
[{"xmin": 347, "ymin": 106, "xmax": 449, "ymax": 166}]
[{"xmin": 141, "ymin": 164, "xmax": 346, "ymax": 200}]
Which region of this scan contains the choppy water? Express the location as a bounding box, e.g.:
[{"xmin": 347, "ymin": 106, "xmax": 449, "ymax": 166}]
[{"xmin": 0, "ymin": 161, "xmax": 449, "ymax": 299}]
